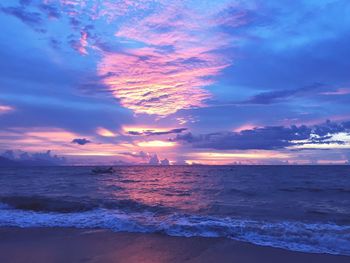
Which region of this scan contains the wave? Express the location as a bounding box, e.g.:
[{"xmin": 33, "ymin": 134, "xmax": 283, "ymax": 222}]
[
  {"xmin": 0, "ymin": 196, "xmax": 169, "ymax": 214},
  {"xmin": 0, "ymin": 205, "xmax": 349, "ymax": 256},
  {"xmin": 0, "ymin": 196, "xmax": 94, "ymax": 213}
]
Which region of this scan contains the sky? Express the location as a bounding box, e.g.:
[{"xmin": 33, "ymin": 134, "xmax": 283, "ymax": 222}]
[{"xmin": 0, "ymin": 0, "xmax": 350, "ymax": 165}]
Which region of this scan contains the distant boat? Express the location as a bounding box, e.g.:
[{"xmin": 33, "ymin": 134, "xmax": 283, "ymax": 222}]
[{"xmin": 91, "ymin": 167, "xmax": 114, "ymax": 174}]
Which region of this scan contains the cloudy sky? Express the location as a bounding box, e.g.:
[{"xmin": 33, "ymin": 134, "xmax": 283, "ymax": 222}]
[{"xmin": 0, "ymin": 0, "xmax": 350, "ymax": 165}]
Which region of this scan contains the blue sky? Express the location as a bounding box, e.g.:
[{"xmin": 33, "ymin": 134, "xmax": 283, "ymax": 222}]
[{"xmin": 0, "ymin": 0, "xmax": 350, "ymax": 165}]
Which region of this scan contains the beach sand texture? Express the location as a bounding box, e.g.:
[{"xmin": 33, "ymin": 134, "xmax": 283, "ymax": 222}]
[{"xmin": 0, "ymin": 228, "xmax": 349, "ymax": 263}]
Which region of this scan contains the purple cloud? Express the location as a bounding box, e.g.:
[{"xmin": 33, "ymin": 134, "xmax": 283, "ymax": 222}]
[
  {"xmin": 127, "ymin": 128, "xmax": 187, "ymax": 136},
  {"xmin": 173, "ymin": 121, "xmax": 350, "ymax": 150},
  {"xmin": 243, "ymin": 83, "xmax": 324, "ymax": 105},
  {"xmin": 1, "ymin": 6, "xmax": 42, "ymax": 26},
  {"xmin": 120, "ymin": 151, "xmax": 150, "ymax": 160},
  {"xmin": 71, "ymin": 138, "xmax": 91, "ymax": 145}
]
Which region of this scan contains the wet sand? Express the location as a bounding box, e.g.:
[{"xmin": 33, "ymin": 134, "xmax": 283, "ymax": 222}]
[{"xmin": 0, "ymin": 227, "xmax": 349, "ymax": 263}]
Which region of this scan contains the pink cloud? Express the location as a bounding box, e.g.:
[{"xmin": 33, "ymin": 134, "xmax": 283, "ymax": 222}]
[
  {"xmin": 321, "ymin": 88, "xmax": 350, "ymax": 95},
  {"xmin": 42, "ymin": 1, "xmax": 246, "ymax": 115},
  {"xmin": 0, "ymin": 105, "xmax": 14, "ymax": 114},
  {"xmin": 97, "ymin": 3, "xmax": 241, "ymax": 116},
  {"xmin": 98, "ymin": 48, "xmax": 226, "ymax": 116},
  {"xmin": 78, "ymin": 31, "xmax": 88, "ymax": 55},
  {"xmin": 70, "ymin": 30, "xmax": 88, "ymax": 55},
  {"xmin": 234, "ymin": 123, "xmax": 260, "ymax": 132}
]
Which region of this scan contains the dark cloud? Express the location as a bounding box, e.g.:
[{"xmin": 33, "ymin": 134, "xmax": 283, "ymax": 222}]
[
  {"xmin": 160, "ymin": 158, "xmax": 170, "ymax": 165},
  {"xmin": 39, "ymin": 3, "xmax": 60, "ymax": 19},
  {"xmin": 71, "ymin": 138, "xmax": 91, "ymax": 145},
  {"xmin": 1, "ymin": 6, "xmax": 42, "ymax": 26},
  {"xmin": 173, "ymin": 128, "xmax": 306, "ymax": 150},
  {"xmin": 69, "ymin": 17, "xmax": 80, "ymax": 27},
  {"xmin": 127, "ymin": 128, "xmax": 187, "ymax": 136},
  {"xmin": 49, "ymin": 38, "xmax": 61, "ymax": 50},
  {"xmin": 1, "ymin": 149, "xmax": 65, "ymax": 165},
  {"xmin": 135, "ymin": 95, "xmax": 170, "ymax": 106},
  {"xmin": 222, "ymin": 28, "xmax": 350, "ymax": 98},
  {"xmin": 173, "ymin": 120, "xmax": 350, "ymax": 150},
  {"xmin": 91, "ymin": 39, "xmax": 124, "ymax": 53},
  {"xmin": 148, "ymin": 154, "xmax": 159, "ymax": 165},
  {"xmin": 243, "ymin": 83, "xmax": 324, "ymax": 105},
  {"xmin": 77, "ymin": 73, "xmax": 117, "ymax": 97}
]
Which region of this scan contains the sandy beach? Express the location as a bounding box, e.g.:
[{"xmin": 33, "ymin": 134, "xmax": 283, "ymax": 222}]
[{"xmin": 0, "ymin": 227, "xmax": 348, "ymax": 263}]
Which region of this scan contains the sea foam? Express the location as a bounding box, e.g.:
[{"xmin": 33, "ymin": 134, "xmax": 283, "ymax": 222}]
[{"xmin": 0, "ymin": 206, "xmax": 349, "ymax": 256}]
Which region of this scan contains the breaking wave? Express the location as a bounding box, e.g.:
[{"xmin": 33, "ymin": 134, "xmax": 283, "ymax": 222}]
[{"xmin": 0, "ymin": 203, "xmax": 349, "ymax": 256}]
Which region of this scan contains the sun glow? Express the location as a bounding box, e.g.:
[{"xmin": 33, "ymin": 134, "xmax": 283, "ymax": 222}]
[
  {"xmin": 234, "ymin": 123, "xmax": 259, "ymax": 132},
  {"xmin": 123, "ymin": 126, "xmax": 170, "ymax": 133},
  {"xmin": 26, "ymin": 129, "xmax": 79, "ymax": 141},
  {"xmin": 189, "ymin": 151, "xmax": 291, "ymax": 164},
  {"xmin": 96, "ymin": 127, "xmax": 117, "ymax": 137},
  {"xmin": 137, "ymin": 140, "xmax": 176, "ymax": 147}
]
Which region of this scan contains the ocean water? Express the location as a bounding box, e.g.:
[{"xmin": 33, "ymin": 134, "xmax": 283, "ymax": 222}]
[{"xmin": 0, "ymin": 165, "xmax": 349, "ymax": 255}]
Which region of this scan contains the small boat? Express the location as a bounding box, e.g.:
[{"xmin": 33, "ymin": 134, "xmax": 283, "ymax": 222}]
[{"xmin": 91, "ymin": 167, "xmax": 114, "ymax": 174}]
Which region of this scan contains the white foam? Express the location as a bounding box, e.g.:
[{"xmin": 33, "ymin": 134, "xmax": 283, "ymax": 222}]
[{"xmin": 0, "ymin": 208, "xmax": 349, "ymax": 256}]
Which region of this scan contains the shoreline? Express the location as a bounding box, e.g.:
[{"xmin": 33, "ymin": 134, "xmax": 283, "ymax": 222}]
[{"xmin": 0, "ymin": 227, "xmax": 349, "ymax": 263}]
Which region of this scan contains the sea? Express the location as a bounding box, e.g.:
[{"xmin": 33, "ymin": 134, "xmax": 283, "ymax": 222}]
[{"xmin": 0, "ymin": 165, "xmax": 349, "ymax": 255}]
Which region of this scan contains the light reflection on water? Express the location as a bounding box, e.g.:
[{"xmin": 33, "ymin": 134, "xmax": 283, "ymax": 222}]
[
  {"xmin": 0, "ymin": 165, "xmax": 350, "ymax": 223},
  {"xmin": 1, "ymin": 166, "xmax": 350, "ymax": 255}
]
